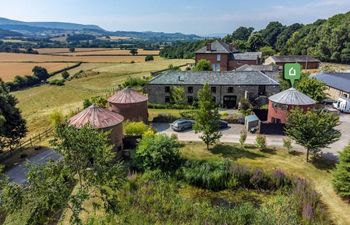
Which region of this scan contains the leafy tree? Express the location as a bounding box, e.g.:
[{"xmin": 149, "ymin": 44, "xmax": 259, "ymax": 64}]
[
  {"xmin": 194, "ymin": 84, "xmax": 222, "ymax": 150},
  {"xmin": 130, "ymin": 48, "xmax": 138, "ymax": 56},
  {"xmin": 50, "ymin": 124, "xmax": 125, "ymax": 222},
  {"xmin": 0, "ymin": 80, "xmax": 27, "ymax": 151},
  {"xmin": 275, "ymin": 23, "xmax": 303, "ymax": 52},
  {"xmin": 124, "ymin": 121, "xmax": 153, "ymax": 136},
  {"xmin": 32, "ymin": 66, "xmax": 49, "ymax": 81},
  {"xmin": 296, "ymin": 77, "xmax": 327, "ymax": 103},
  {"xmin": 83, "ymin": 96, "xmax": 107, "ymax": 108},
  {"xmin": 145, "ymin": 55, "xmax": 154, "ymax": 61},
  {"xmin": 62, "ymin": 70, "xmax": 70, "ymax": 80},
  {"xmin": 232, "ymin": 26, "xmax": 254, "ymax": 40},
  {"xmin": 285, "ymin": 109, "xmax": 341, "ymax": 162},
  {"xmin": 247, "ymin": 33, "xmax": 265, "ymax": 51},
  {"xmin": 136, "ymin": 134, "xmax": 181, "ymax": 171},
  {"xmin": 193, "ymin": 59, "xmax": 212, "ymax": 72},
  {"xmin": 333, "ymin": 144, "xmax": 350, "ymax": 199},
  {"xmin": 259, "ymin": 46, "xmax": 276, "ymax": 58},
  {"xmin": 283, "ymin": 137, "xmax": 293, "ymax": 154},
  {"xmin": 260, "ymin": 22, "xmax": 284, "ymax": 48},
  {"xmin": 69, "ymin": 47, "xmax": 75, "ymax": 53},
  {"xmin": 171, "ymin": 86, "xmax": 186, "ymax": 105}
]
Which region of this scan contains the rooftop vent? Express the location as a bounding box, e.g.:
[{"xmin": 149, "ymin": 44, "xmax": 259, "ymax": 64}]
[
  {"xmin": 206, "ymin": 43, "xmax": 211, "ymax": 51},
  {"xmin": 178, "ymin": 75, "xmax": 185, "ymax": 81}
]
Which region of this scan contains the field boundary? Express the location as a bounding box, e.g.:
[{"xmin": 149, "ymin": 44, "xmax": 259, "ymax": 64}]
[
  {"xmin": 49, "ymin": 62, "xmax": 82, "ymax": 76},
  {"xmin": 150, "ymin": 63, "xmax": 194, "ymax": 76}
]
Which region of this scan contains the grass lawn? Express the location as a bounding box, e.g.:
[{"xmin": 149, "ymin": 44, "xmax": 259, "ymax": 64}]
[
  {"xmin": 181, "ymin": 143, "xmax": 350, "ymax": 225},
  {"xmin": 13, "ymin": 58, "xmax": 193, "ymax": 137}
]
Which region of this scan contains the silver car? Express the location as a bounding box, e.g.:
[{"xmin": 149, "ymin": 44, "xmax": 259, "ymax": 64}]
[{"xmin": 171, "ymin": 119, "xmax": 194, "ymax": 132}]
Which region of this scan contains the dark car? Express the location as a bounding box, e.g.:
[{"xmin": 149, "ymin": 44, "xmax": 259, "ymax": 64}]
[
  {"xmin": 171, "ymin": 119, "xmax": 194, "ymax": 132},
  {"xmin": 218, "ymin": 120, "xmax": 229, "ymax": 129}
]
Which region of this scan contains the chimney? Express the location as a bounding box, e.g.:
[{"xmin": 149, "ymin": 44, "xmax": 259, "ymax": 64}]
[{"xmin": 206, "ymin": 43, "xmax": 211, "ymax": 51}]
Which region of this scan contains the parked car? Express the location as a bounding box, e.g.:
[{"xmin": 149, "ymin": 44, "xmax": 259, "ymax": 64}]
[
  {"xmin": 171, "ymin": 119, "xmax": 194, "ymax": 132},
  {"xmin": 218, "ymin": 120, "xmax": 229, "ymax": 129}
]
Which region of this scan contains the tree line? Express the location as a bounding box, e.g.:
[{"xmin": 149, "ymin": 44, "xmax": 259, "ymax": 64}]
[{"xmin": 161, "ymin": 11, "xmax": 350, "ymax": 63}]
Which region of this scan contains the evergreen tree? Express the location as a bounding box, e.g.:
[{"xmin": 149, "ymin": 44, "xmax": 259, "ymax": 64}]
[
  {"xmin": 0, "ymin": 79, "xmax": 27, "ymax": 151},
  {"xmin": 333, "ymin": 144, "xmax": 350, "ymax": 200},
  {"xmin": 194, "ymin": 84, "xmax": 222, "ymax": 150},
  {"xmin": 193, "ymin": 59, "xmax": 212, "ymax": 71}
]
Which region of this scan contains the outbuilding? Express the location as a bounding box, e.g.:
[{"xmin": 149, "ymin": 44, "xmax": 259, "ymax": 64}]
[
  {"xmin": 108, "ymin": 87, "xmax": 148, "ymax": 123},
  {"xmin": 69, "ymin": 105, "xmax": 125, "ymax": 150},
  {"xmin": 267, "ymin": 88, "xmax": 316, "ymax": 124}
]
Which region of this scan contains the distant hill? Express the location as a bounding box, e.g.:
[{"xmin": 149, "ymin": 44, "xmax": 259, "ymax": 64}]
[
  {"xmin": 111, "ymin": 31, "xmax": 201, "ymax": 41},
  {"xmin": 0, "ymin": 17, "xmax": 103, "ymax": 31},
  {"xmin": 0, "ymin": 28, "xmax": 23, "ymax": 38}
]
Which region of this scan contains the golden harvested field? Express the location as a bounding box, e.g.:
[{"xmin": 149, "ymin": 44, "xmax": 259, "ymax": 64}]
[
  {"xmin": 0, "ymin": 53, "xmax": 159, "ymax": 63},
  {"xmin": 0, "ymin": 62, "xmax": 76, "ymax": 81},
  {"xmin": 58, "ymin": 49, "xmax": 159, "ymax": 56},
  {"xmin": 36, "ymin": 48, "xmax": 110, "ymax": 54}
]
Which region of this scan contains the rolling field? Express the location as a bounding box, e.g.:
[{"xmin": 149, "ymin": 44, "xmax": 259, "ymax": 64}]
[
  {"xmin": 0, "ymin": 53, "xmax": 159, "ymax": 63},
  {"xmin": 36, "ymin": 48, "xmax": 159, "ymax": 56},
  {"xmin": 0, "ymin": 62, "xmax": 76, "ymax": 81},
  {"xmin": 13, "ymin": 58, "xmax": 193, "ymax": 137}
]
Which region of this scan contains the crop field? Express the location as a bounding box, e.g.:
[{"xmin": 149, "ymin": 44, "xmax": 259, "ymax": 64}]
[
  {"xmin": 0, "ymin": 62, "xmax": 76, "ymax": 81},
  {"xmin": 13, "ymin": 58, "xmax": 193, "ymax": 137},
  {"xmin": 0, "ymin": 53, "xmax": 159, "ymax": 63},
  {"xmin": 36, "ymin": 48, "xmax": 159, "ymax": 56}
]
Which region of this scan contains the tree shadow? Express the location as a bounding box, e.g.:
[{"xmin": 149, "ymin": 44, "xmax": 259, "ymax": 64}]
[
  {"xmin": 312, "ymin": 152, "xmax": 338, "ymax": 171},
  {"xmin": 210, "ymin": 144, "xmax": 265, "ymax": 160}
]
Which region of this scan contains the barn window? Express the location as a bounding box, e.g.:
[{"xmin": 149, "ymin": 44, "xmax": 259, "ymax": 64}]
[
  {"xmin": 188, "ymin": 86, "xmax": 193, "ymax": 94},
  {"xmin": 211, "ymin": 87, "xmax": 217, "ymax": 93},
  {"xmin": 165, "ymin": 96, "xmax": 170, "ymax": 103},
  {"xmin": 227, "ymin": 87, "xmax": 233, "ymax": 93},
  {"xmin": 165, "ymin": 86, "xmax": 170, "ymax": 93}
]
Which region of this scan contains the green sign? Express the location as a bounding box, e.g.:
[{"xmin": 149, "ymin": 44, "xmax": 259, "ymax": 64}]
[{"xmin": 284, "ymin": 63, "xmax": 301, "ymax": 87}]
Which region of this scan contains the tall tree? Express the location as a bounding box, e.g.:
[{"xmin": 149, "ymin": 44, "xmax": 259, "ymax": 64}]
[
  {"xmin": 130, "ymin": 48, "xmax": 138, "ymax": 56},
  {"xmin": 193, "ymin": 59, "xmax": 212, "ymax": 71},
  {"xmin": 260, "ymin": 21, "xmax": 284, "ymax": 48},
  {"xmin": 333, "ymin": 144, "xmax": 350, "ymax": 200},
  {"xmin": 32, "ymin": 66, "xmax": 49, "ymax": 81},
  {"xmin": 247, "ymin": 33, "xmax": 265, "ymax": 51},
  {"xmin": 0, "ymin": 80, "xmax": 27, "ymax": 151},
  {"xmin": 285, "ymin": 109, "xmax": 341, "ymax": 162},
  {"xmin": 194, "ymin": 83, "xmax": 222, "ymax": 150},
  {"xmin": 171, "ymin": 86, "xmax": 186, "ymax": 105},
  {"xmin": 296, "ymin": 77, "xmax": 327, "ymax": 103},
  {"xmin": 232, "ymin": 26, "xmax": 254, "ymax": 40}
]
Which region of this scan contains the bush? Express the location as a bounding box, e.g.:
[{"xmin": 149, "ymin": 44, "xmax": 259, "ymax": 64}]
[
  {"xmin": 122, "ymin": 76, "xmax": 148, "ymax": 88},
  {"xmin": 148, "ymin": 103, "xmax": 195, "ymax": 110},
  {"xmin": 239, "ymin": 129, "xmax": 247, "ymax": 148},
  {"xmin": 179, "ymin": 110, "xmax": 197, "ymax": 120},
  {"xmin": 178, "ymin": 160, "xmax": 238, "ymax": 190},
  {"xmin": 49, "ymin": 110, "xmax": 64, "ymax": 127},
  {"xmin": 193, "ymin": 59, "xmax": 212, "ymax": 71},
  {"xmin": 333, "ymin": 144, "xmax": 350, "ymax": 200},
  {"xmin": 83, "ymin": 96, "xmax": 107, "ymax": 108},
  {"xmin": 49, "ymin": 79, "xmax": 65, "ymax": 86},
  {"xmin": 256, "ymin": 135, "xmax": 267, "ymax": 151},
  {"xmin": 283, "ymin": 137, "xmax": 294, "ymax": 154},
  {"xmin": 152, "ymin": 113, "xmax": 180, "ymax": 123},
  {"xmin": 61, "ymin": 71, "xmax": 70, "ymax": 80},
  {"xmin": 136, "ymin": 134, "xmax": 181, "ymax": 171},
  {"xmin": 124, "ymin": 121, "xmax": 153, "ymax": 136},
  {"xmin": 145, "ymin": 55, "xmax": 154, "ymax": 61},
  {"xmin": 239, "ymin": 98, "xmax": 252, "ymax": 116}
]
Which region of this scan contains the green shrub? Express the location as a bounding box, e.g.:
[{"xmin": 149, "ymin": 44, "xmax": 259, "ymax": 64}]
[
  {"xmin": 239, "ymin": 98, "xmax": 252, "ymax": 116},
  {"xmin": 333, "ymin": 144, "xmax": 350, "ymax": 200},
  {"xmin": 83, "ymin": 96, "xmax": 107, "ymax": 108},
  {"xmin": 179, "ymin": 110, "xmax": 197, "ymax": 119},
  {"xmin": 136, "ymin": 134, "xmax": 181, "ymax": 171},
  {"xmin": 145, "ymin": 55, "xmax": 154, "ymax": 61},
  {"xmin": 124, "ymin": 121, "xmax": 153, "ymax": 136},
  {"xmin": 148, "ymin": 103, "xmax": 195, "ymax": 110},
  {"xmin": 178, "ymin": 160, "xmax": 238, "ymax": 190},
  {"xmin": 239, "ymin": 129, "xmax": 247, "ymax": 148},
  {"xmin": 152, "ymin": 113, "xmax": 180, "ymax": 123},
  {"xmin": 61, "ymin": 71, "xmax": 70, "ymax": 80},
  {"xmin": 283, "ymin": 137, "xmax": 294, "ymax": 154},
  {"xmin": 122, "ymin": 76, "xmax": 148, "ymax": 88},
  {"xmin": 256, "ymin": 135, "xmax": 267, "ymax": 151},
  {"xmin": 49, "ymin": 79, "xmax": 65, "ymax": 86}
]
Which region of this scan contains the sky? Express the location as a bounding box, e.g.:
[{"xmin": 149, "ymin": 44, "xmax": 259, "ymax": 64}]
[{"xmin": 0, "ymin": 0, "xmax": 350, "ymax": 35}]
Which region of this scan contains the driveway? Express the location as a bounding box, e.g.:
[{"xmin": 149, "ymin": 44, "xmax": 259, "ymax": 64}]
[
  {"xmin": 153, "ymin": 113, "xmax": 350, "ymax": 155},
  {"xmin": 5, "ymin": 149, "xmax": 62, "ymax": 184}
]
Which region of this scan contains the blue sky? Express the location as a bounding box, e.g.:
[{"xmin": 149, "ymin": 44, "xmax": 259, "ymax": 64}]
[{"xmin": 1, "ymin": 0, "xmax": 350, "ymax": 35}]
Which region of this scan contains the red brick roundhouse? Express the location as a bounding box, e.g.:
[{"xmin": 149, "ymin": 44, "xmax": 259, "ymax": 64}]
[
  {"xmin": 69, "ymin": 105, "xmax": 125, "ymax": 150},
  {"xmin": 195, "ymin": 40, "xmax": 262, "ymax": 71},
  {"xmin": 108, "ymin": 87, "xmax": 149, "ymax": 124},
  {"xmin": 267, "ymin": 88, "xmax": 316, "ymax": 124}
]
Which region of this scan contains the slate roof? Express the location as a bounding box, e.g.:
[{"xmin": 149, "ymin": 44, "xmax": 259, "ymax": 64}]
[
  {"xmin": 148, "ymin": 71, "xmax": 279, "ymax": 86},
  {"xmin": 313, "ymin": 72, "xmax": 350, "ymax": 93},
  {"xmin": 268, "ymin": 55, "xmax": 320, "ymax": 63},
  {"xmin": 236, "ymin": 64, "xmax": 279, "ymax": 72},
  {"xmin": 69, "ymin": 105, "xmax": 124, "ymax": 129},
  {"xmin": 195, "ymin": 40, "xmax": 238, "ymax": 54},
  {"xmin": 108, "ymin": 87, "xmax": 148, "ymax": 104},
  {"xmin": 269, "ymin": 88, "xmax": 316, "ymax": 105},
  {"xmin": 233, "ymin": 52, "xmax": 262, "ymax": 60}
]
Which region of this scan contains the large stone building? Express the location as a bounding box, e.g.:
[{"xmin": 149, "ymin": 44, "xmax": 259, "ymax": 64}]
[
  {"xmin": 146, "ymin": 71, "xmax": 280, "ymax": 109},
  {"xmin": 195, "ymin": 40, "xmax": 262, "ymax": 71},
  {"xmin": 264, "ymin": 55, "xmax": 320, "ymax": 69},
  {"xmin": 313, "ymin": 72, "xmax": 350, "ymax": 100}
]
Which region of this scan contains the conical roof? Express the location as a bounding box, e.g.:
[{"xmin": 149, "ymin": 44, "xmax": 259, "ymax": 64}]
[
  {"xmin": 269, "ymin": 88, "xmax": 316, "ymax": 105},
  {"xmin": 69, "ymin": 105, "xmax": 124, "ymax": 129},
  {"xmin": 108, "ymin": 87, "xmax": 148, "ymax": 104}
]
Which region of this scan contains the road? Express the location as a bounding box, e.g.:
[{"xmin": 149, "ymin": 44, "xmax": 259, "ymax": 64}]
[
  {"xmin": 153, "ymin": 113, "xmax": 350, "ymax": 156},
  {"xmin": 5, "ymin": 149, "xmax": 62, "ymax": 184}
]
